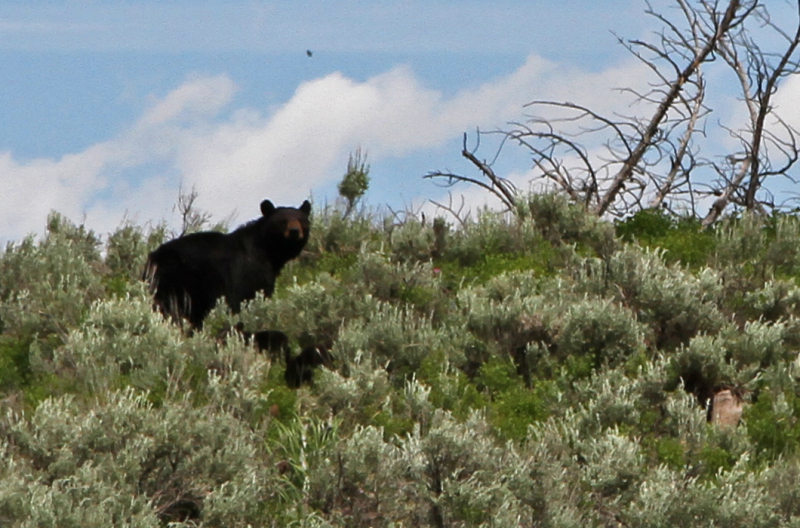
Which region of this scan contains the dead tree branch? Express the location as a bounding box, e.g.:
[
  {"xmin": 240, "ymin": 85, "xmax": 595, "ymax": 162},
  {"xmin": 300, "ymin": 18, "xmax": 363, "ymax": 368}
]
[
  {"xmin": 426, "ymin": 1, "xmax": 800, "ymax": 225},
  {"xmin": 702, "ymin": 1, "xmax": 800, "ymax": 226},
  {"xmin": 425, "ymin": 132, "xmax": 517, "ymax": 211},
  {"xmin": 595, "ymin": 0, "xmax": 747, "ymax": 216}
]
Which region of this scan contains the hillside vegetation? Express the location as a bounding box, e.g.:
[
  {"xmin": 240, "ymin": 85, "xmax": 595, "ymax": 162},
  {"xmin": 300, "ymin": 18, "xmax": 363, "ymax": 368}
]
[{"xmin": 4, "ymin": 195, "xmax": 800, "ymax": 526}]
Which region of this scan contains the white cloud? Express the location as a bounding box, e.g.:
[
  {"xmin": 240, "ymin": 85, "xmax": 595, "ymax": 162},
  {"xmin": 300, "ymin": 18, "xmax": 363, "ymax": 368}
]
[
  {"xmin": 0, "ymin": 74, "xmax": 238, "ymax": 242},
  {"xmin": 0, "ymin": 145, "xmax": 109, "ymax": 240},
  {"xmin": 137, "ymin": 75, "xmax": 237, "ymax": 129},
  {"xmin": 180, "ymin": 54, "xmax": 650, "ymax": 216},
  {"xmin": 0, "ymin": 55, "xmax": 652, "ymax": 243},
  {"xmin": 770, "ymin": 73, "xmax": 800, "ymax": 141}
]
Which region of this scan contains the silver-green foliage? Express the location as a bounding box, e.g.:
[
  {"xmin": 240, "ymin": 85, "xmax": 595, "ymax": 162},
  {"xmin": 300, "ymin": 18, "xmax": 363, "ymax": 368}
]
[
  {"xmin": 6, "ymin": 199, "xmax": 800, "ymax": 525},
  {"xmin": 520, "ymin": 192, "xmax": 618, "ymax": 257},
  {"xmin": 335, "ymin": 301, "xmax": 469, "ymax": 380},
  {"xmin": 0, "ymin": 213, "xmax": 105, "ymax": 338},
  {"xmin": 715, "ymin": 212, "xmax": 800, "ymax": 280},
  {"xmin": 0, "ymin": 388, "xmax": 277, "ymax": 528},
  {"xmin": 574, "ymin": 246, "xmax": 726, "ymax": 348}
]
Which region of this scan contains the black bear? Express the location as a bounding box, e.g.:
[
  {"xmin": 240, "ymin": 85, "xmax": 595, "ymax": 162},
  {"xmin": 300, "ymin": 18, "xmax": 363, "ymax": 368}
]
[
  {"xmin": 144, "ymin": 199, "xmax": 311, "ymax": 329},
  {"xmin": 217, "ymin": 323, "xmax": 290, "ymax": 362},
  {"xmin": 284, "ymin": 345, "xmax": 333, "ymax": 388}
]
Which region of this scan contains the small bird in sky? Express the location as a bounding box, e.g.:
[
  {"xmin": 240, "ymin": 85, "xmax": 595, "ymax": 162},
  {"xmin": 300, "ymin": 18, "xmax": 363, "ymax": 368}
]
[{"xmin": 306, "ymin": 49, "xmax": 313, "ymax": 57}]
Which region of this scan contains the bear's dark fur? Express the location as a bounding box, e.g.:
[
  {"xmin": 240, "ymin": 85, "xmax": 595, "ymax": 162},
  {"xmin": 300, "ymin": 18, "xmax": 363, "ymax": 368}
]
[
  {"xmin": 144, "ymin": 199, "xmax": 311, "ymax": 328},
  {"xmin": 285, "ymin": 345, "xmax": 333, "ymax": 388},
  {"xmin": 252, "ymin": 329, "xmax": 291, "ymax": 360},
  {"xmin": 217, "ymin": 322, "xmax": 290, "ymax": 362}
]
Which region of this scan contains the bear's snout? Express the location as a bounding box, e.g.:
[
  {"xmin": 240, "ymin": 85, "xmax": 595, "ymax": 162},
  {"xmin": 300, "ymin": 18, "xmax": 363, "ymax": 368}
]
[{"xmin": 284, "ymin": 219, "xmax": 304, "ymax": 239}]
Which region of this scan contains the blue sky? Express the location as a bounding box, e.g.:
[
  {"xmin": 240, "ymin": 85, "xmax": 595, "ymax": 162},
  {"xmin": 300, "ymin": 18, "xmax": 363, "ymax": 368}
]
[{"xmin": 0, "ymin": 0, "xmax": 743, "ymax": 241}]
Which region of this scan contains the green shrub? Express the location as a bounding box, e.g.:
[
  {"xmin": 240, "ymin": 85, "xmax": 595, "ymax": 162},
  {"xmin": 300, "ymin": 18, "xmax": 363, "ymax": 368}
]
[
  {"xmin": 654, "ymin": 437, "xmax": 685, "ymax": 469},
  {"xmin": 306, "ymin": 204, "xmax": 378, "ymax": 257},
  {"xmin": 522, "ymin": 192, "xmax": 618, "ymax": 257},
  {"xmin": 1, "ymin": 389, "xmax": 279, "ymax": 527},
  {"xmin": 0, "ymin": 336, "xmax": 33, "ymax": 393},
  {"xmin": 104, "ymin": 220, "xmax": 168, "ymax": 291},
  {"xmin": 9, "ymin": 200, "xmax": 800, "ymax": 525},
  {"xmin": 616, "ymin": 208, "xmax": 715, "ymax": 267},
  {"xmin": 573, "ymin": 246, "xmax": 725, "ymax": 349},
  {"xmin": 335, "ymin": 302, "xmax": 468, "ymax": 384},
  {"xmin": 436, "ymin": 206, "xmax": 556, "ymax": 276},
  {"xmin": 387, "ymin": 217, "xmax": 436, "ymax": 263},
  {"xmin": 746, "ymin": 391, "xmax": 800, "ymax": 462},
  {"xmin": 232, "ymin": 272, "xmax": 379, "ymax": 349},
  {"xmin": 734, "ymin": 279, "xmax": 800, "ymax": 324},
  {"xmin": 714, "ymin": 212, "xmax": 800, "ymax": 286},
  {"xmin": 315, "ymin": 361, "xmax": 412, "ymax": 437},
  {"xmin": 665, "ymin": 333, "xmax": 739, "ymax": 406},
  {"xmin": 490, "ymin": 384, "xmax": 552, "ymax": 441},
  {"xmin": 0, "ymin": 215, "xmax": 105, "ymax": 341},
  {"xmin": 556, "ymin": 298, "xmax": 647, "ymax": 371}
]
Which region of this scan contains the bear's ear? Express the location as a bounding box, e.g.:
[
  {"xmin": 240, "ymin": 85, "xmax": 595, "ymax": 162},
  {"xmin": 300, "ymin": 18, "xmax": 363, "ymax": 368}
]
[
  {"xmin": 300, "ymin": 200, "xmax": 312, "ymax": 215},
  {"xmin": 260, "ymin": 200, "xmax": 276, "ymax": 217}
]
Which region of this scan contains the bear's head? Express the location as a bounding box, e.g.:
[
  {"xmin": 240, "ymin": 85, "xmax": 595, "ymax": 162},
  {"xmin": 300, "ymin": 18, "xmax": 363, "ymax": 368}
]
[{"xmin": 256, "ymin": 199, "xmax": 312, "ymax": 262}]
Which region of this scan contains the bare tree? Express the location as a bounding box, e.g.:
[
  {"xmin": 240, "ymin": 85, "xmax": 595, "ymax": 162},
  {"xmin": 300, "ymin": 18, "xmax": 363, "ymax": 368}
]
[
  {"xmin": 702, "ymin": 1, "xmax": 800, "ymax": 226},
  {"xmin": 427, "ymin": 0, "xmax": 800, "ymax": 225}
]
